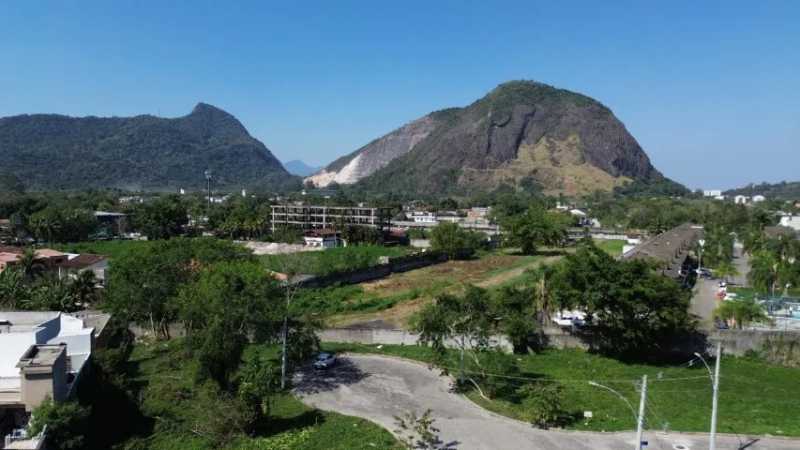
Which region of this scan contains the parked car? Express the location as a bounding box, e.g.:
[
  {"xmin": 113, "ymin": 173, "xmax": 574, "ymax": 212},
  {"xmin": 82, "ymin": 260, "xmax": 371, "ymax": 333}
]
[
  {"xmin": 696, "ymin": 268, "xmax": 713, "ymax": 278},
  {"xmin": 313, "ymin": 352, "xmax": 337, "ymax": 370},
  {"xmin": 552, "ymin": 311, "xmax": 586, "ymax": 328}
]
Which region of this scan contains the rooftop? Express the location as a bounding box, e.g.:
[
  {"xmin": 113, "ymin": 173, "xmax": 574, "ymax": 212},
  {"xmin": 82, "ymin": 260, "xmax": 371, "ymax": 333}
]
[
  {"xmin": 623, "ymin": 223, "xmax": 703, "ymax": 277},
  {"xmin": 61, "ymin": 253, "xmax": 107, "ymax": 269},
  {"xmin": 16, "ymin": 345, "xmax": 65, "ymax": 371}
]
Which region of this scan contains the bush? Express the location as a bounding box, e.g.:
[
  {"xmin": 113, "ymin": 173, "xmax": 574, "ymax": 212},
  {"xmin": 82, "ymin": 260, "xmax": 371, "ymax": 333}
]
[
  {"xmin": 28, "ymin": 398, "xmax": 90, "ymax": 450},
  {"xmin": 430, "ymin": 222, "xmax": 483, "ymax": 259},
  {"xmin": 517, "ymin": 381, "xmax": 564, "ymax": 429}
]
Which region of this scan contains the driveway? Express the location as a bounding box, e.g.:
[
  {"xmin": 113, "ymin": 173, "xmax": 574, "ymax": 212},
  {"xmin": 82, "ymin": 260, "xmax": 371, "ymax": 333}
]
[
  {"xmin": 691, "ymin": 243, "xmax": 750, "ymax": 329},
  {"xmin": 294, "ymin": 354, "xmax": 798, "ymax": 450}
]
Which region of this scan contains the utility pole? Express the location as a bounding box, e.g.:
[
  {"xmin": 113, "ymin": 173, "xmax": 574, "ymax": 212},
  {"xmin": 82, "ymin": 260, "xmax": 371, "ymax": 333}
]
[
  {"xmin": 635, "ymin": 374, "xmax": 648, "ymax": 450},
  {"xmin": 709, "ymin": 342, "xmax": 722, "ymax": 450}
]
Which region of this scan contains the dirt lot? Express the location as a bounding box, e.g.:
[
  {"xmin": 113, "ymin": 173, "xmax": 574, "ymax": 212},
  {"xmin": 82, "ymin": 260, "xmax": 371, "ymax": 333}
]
[{"xmin": 330, "ymin": 251, "xmax": 561, "ymax": 329}]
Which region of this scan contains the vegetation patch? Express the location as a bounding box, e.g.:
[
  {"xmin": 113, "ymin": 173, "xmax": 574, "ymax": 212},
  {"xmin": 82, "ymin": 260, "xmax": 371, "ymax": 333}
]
[
  {"xmin": 260, "ymin": 245, "xmax": 410, "ymax": 277},
  {"xmin": 112, "ymin": 340, "xmax": 400, "ymax": 450}
]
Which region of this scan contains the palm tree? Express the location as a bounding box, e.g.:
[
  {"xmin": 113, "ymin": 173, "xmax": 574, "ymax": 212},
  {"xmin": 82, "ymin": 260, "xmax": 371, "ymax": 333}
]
[
  {"xmin": 714, "ymin": 299, "xmax": 771, "ymax": 329},
  {"xmin": 17, "ymin": 248, "xmax": 44, "ymax": 281},
  {"xmin": 0, "ymin": 267, "xmax": 27, "ymax": 309},
  {"xmin": 749, "ymin": 250, "xmax": 780, "ymax": 297},
  {"xmin": 714, "ymin": 260, "xmax": 739, "ymax": 284},
  {"xmin": 69, "ymin": 270, "xmax": 98, "ymax": 307}
]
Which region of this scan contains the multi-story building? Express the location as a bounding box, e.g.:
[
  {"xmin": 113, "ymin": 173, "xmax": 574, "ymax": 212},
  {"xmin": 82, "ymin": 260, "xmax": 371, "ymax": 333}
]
[{"xmin": 270, "ymin": 204, "xmax": 392, "ymax": 233}]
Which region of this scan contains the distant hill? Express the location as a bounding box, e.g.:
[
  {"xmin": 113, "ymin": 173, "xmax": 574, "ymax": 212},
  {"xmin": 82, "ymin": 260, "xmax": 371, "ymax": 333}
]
[
  {"xmin": 0, "ymin": 103, "xmax": 299, "ymax": 192},
  {"xmin": 284, "ymin": 160, "xmax": 321, "ymax": 177},
  {"xmin": 307, "ymin": 80, "xmax": 676, "ymax": 197},
  {"xmin": 725, "ymin": 181, "xmax": 800, "ymax": 201}
]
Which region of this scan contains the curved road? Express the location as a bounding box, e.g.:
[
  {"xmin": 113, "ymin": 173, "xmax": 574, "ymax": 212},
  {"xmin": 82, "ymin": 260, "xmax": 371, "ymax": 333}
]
[{"xmin": 294, "ymin": 354, "xmax": 798, "ymax": 450}]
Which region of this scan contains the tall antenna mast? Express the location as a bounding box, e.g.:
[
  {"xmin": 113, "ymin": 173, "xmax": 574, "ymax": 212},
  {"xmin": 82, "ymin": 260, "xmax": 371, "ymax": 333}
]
[{"xmin": 204, "ymin": 169, "xmax": 213, "ymax": 213}]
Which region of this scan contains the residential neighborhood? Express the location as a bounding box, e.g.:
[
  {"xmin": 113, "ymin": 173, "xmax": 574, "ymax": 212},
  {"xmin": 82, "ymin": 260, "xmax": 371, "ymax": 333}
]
[{"xmin": 1, "ymin": 2, "xmax": 800, "ymax": 449}]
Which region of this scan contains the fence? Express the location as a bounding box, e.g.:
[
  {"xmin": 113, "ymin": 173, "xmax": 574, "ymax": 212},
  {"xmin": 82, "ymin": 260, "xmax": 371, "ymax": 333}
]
[{"xmin": 296, "ymin": 251, "xmax": 448, "ymax": 288}]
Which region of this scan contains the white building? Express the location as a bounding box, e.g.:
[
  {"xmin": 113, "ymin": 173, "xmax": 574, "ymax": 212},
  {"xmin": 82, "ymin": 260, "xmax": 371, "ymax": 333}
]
[
  {"xmin": 780, "ymin": 215, "xmax": 800, "ymax": 232},
  {"xmin": 303, "ymin": 229, "xmax": 341, "ymax": 249},
  {"xmin": 0, "ymin": 312, "xmax": 94, "ymax": 410},
  {"xmin": 734, "ymin": 195, "xmax": 749, "ymax": 205},
  {"xmin": 411, "ymin": 212, "xmax": 437, "ymax": 224},
  {"xmin": 569, "ymin": 209, "xmax": 587, "ymax": 217},
  {"xmin": 752, "ymin": 195, "xmax": 766, "ymax": 203},
  {"xmin": 703, "ymin": 190, "xmax": 723, "ymax": 197}
]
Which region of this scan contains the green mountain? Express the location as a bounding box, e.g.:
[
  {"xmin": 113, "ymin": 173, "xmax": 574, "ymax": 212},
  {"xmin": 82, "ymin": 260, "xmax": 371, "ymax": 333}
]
[
  {"xmin": 0, "ymin": 103, "xmax": 299, "ymax": 192},
  {"xmin": 310, "ymin": 80, "xmax": 679, "ymax": 197}
]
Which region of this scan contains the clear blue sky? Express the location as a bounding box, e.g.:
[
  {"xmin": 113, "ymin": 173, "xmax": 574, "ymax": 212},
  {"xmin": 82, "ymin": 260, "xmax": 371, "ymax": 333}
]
[{"xmin": 1, "ymin": 1, "xmax": 798, "ymax": 190}]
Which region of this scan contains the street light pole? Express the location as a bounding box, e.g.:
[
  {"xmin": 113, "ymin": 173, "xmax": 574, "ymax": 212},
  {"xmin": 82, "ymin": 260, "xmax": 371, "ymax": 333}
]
[
  {"xmin": 588, "ymin": 380, "xmax": 645, "ymax": 450},
  {"xmin": 635, "ymin": 375, "xmax": 648, "ymax": 450},
  {"xmin": 709, "ymin": 342, "xmax": 722, "ymax": 450}
]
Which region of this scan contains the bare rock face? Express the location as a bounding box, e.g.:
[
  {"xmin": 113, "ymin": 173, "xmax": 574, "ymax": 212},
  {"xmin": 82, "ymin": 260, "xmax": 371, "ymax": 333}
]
[
  {"xmin": 344, "ymin": 81, "xmax": 670, "ymax": 196},
  {"xmin": 305, "ymin": 115, "xmax": 439, "ymax": 187}
]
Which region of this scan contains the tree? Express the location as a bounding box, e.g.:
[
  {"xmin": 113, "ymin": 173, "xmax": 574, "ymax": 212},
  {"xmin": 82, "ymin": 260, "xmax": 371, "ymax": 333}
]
[
  {"xmin": 237, "ymin": 350, "xmax": 281, "ymax": 419},
  {"xmin": 177, "ymin": 260, "xmax": 283, "ymax": 388},
  {"xmin": 548, "ymin": 242, "xmax": 695, "ymax": 359},
  {"xmin": 131, "ymin": 195, "xmax": 188, "ymax": 239},
  {"xmin": 749, "ymin": 250, "xmax": 781, "ymax": 296},
  {"xmin": 413, "ymin": 286, "xmax": 523, "ymax": 397},
  {"xmin": 518, "ymin": 381, "xmax": 564, "ymax": 429},
  {"xmin": 715, "ymin": 299, "xmax": 772, "ymax": 329},
  {"xmin": 27, "ymin": 398, "xmax": 90, "ymax": 450},
  {"xmin": 714, "ymin": 260, "xmax": 739, "ymax": 283},
  {"xmin": 499, "ymin": 204, "xmax": 568, "ymax": 255},
  {"xmin": 491, "ymin": 285, "xmax": 538, "ymax": 353},
  {"xmin": 430, "ymin": 222, "xmax": 483, "ymax": 259},
  {"xmin": 106, "ymin": 238, "xmax": 251, "ymax": 339}
]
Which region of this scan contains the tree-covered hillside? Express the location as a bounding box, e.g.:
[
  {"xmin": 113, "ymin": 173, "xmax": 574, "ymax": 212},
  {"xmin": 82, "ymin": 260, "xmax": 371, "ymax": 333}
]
[
  {"xmin": 726, "ymin": 181, "xmax": 800, "ymax": 201},
  {"xmin": 0, "ymin": 103, "xmax": 299, "ymax": 192}
]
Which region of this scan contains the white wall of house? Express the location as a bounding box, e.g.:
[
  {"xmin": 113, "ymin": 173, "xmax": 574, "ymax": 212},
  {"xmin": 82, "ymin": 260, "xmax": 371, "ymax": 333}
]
[{"xmin": 780, "ymin": 215, "xmax": 800, "ymax": 231}]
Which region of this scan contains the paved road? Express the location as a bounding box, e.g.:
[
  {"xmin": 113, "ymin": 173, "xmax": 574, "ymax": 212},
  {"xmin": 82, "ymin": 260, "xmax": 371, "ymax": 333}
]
[
  {"xmin": 691, "ymin": 243, "xmax": 750, "ymax": 329},
  {"xmin": 295, "ymin": 354, "xmax": 799, "ymax": 450}
]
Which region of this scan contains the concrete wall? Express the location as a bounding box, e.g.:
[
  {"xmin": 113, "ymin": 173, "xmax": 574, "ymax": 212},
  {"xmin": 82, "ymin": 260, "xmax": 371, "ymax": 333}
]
[
  {"xmin": 318, "ymin": 328, "xmax": 513, "ymax": 353},
  {"xmin": 319, "ymin": 326, "xmax": 800, "ymax": 359},
  {"xmin": 708, "ymin": 329, "xmax": 800, "ymax": 356}
]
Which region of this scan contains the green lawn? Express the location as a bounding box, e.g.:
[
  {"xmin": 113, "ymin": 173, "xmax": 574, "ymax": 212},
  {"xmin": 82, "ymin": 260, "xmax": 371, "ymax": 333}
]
[
  {"xmin": 260, "ymin": 245, "xmax": 411, "ymax": 276},
  {"xmin": 323, "ymin": 343, "xmax": 800, "ymax": 437},
  {"xmin": 594, "ymin": 239, "xmax": 626, "ymax": 257},
  {"xmin": 118, "ymin": 340, "xmax": 400, "ymax": 450},
  {"xmin": 54, "ymin": 239, "xmax": 154, "ymax": 259}
]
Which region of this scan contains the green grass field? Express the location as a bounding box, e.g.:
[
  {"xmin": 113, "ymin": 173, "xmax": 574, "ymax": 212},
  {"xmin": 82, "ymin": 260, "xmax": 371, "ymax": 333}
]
[
  {"xmin": 54, "ymin": 239, "xmax": 154, "ymax": 259},
  {"xmin": 260, "ymin": 245, "xmax": 411, "ymax": 276},
  {"xmin": 323, "ymin": 343, "xmax": 800, "ymax": 436},
  {"xmin": 594, "ymin": 239, "xmax": 626, "ymax": 257},
  {"xmin": 120, "ymin": 340, "xmax": 400, "ymax": 450}
]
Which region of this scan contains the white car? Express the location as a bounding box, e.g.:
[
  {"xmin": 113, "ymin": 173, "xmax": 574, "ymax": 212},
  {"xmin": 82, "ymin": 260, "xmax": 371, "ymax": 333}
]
[
  {"xmin": 553, "ymin": 311, "xmax": 586, "ymax": 328},
  {"xmin": 313, "ymin": 352, "xmax": 337, "ymax": 370}
]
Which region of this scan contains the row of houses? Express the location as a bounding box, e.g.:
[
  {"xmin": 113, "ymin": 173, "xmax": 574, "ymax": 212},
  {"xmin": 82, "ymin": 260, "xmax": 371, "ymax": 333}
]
[
  {"xmin": 702, "ymin": 190, "xmax": 767, "ymax": 204},
  {"xmin": 0, "ymin": 246, "xmax": 109, "ymax": 286}
]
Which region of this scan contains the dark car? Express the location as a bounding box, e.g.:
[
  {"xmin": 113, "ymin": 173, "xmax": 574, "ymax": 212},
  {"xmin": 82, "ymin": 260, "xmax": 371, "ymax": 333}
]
[{"xmin": 313, "ymin": 352, "xmax": 337, "ymax": 370}]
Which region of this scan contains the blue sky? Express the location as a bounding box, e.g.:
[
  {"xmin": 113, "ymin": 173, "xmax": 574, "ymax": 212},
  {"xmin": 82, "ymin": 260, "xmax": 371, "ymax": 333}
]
[{"xmin": 1, "ymin": 1, "xmax": 798, "ymax": 190}]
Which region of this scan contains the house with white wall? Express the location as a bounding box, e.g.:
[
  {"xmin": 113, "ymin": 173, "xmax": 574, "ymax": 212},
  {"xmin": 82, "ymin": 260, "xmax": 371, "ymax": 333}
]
[
  {"xmin": 780, "ymin": 215, "xmax": 800, "ymax": 232},
  {"xmin": 0, "ymin": 312, "xmax": 95, "ymax": 447}
]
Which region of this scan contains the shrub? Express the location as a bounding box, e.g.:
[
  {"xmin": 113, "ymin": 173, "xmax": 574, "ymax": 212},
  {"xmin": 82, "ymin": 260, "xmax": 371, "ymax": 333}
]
[{"xmin": 28, "ymin": 398, "xmax": 90, "ymax": 450}]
